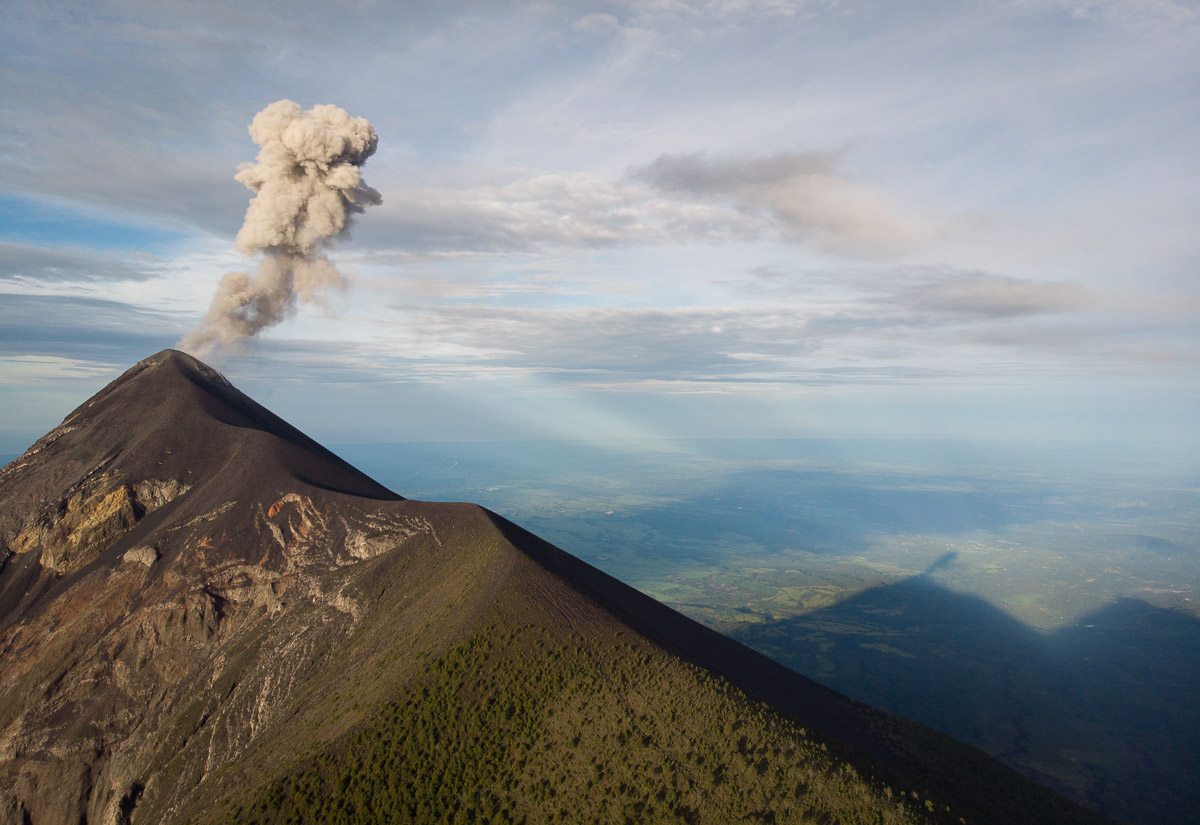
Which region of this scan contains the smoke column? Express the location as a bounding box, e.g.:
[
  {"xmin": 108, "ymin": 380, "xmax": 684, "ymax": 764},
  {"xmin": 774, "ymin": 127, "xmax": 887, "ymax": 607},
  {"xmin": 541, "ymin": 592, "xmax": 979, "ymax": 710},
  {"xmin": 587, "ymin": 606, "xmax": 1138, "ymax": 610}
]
[{"xmin": 180, "ymin": 100, "xmax": 381, "ymax": 356}]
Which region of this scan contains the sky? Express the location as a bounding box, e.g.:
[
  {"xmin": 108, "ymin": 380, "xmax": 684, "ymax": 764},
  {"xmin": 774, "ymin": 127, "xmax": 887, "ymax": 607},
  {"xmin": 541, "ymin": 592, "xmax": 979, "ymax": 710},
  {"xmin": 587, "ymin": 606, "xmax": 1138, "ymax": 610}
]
[{"xmin": 1, "ymin": 0, "xmax": 1198, "ymax": 452}]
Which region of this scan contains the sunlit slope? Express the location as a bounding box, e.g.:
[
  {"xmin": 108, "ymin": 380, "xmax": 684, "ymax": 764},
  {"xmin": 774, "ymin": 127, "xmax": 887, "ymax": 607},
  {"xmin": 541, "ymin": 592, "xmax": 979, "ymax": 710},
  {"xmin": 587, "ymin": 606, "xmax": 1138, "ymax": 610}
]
[
  {"xmin": 162, "ymin": 501, "xmax": 1102, "ymax": 825},
  {"xmin": 0, "ymin": 350, "xmax": 1110, "ymax": 825},
  {"xmin": 165, "ymin": 502, "xmax": 926, "ymax": 825}
]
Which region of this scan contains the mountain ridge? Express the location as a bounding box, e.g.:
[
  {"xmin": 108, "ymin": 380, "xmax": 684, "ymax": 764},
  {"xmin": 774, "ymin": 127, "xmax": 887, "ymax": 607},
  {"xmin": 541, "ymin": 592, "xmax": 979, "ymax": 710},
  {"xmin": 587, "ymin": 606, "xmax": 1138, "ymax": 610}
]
[{"xmin": 0, "ymin": 349, "xmax": 1110, "ymax": 825}]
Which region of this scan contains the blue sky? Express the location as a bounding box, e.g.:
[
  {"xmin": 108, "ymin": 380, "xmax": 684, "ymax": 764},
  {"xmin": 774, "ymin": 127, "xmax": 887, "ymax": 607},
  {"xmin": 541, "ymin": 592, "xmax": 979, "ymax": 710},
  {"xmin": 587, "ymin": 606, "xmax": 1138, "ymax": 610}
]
[{"xmin": 1, "ymin": 0, "xmax": 1197, "ymax": 451}]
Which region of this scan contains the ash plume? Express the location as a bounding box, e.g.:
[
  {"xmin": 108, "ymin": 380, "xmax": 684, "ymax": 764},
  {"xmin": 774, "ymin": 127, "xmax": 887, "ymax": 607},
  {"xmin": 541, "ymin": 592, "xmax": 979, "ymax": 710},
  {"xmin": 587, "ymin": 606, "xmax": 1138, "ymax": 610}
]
[{"xmin": 181, "ymin": 100, "xmax": 380, "ymax": 356}]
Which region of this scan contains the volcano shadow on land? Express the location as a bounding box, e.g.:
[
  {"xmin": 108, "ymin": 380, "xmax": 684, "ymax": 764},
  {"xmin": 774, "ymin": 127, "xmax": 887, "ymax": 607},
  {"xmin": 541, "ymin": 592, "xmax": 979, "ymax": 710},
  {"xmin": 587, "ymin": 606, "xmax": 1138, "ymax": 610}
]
[{"xmin": 728, "ymin": 573, "xmax": 1200, "ymax": 825}]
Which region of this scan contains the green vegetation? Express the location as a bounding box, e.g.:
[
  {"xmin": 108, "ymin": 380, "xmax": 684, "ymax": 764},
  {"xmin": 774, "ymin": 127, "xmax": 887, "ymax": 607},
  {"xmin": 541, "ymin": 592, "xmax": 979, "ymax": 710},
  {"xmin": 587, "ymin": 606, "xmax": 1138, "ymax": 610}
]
[{"xmin": 225, "ymin": 624, "xmax": 937, "ymax": 825}]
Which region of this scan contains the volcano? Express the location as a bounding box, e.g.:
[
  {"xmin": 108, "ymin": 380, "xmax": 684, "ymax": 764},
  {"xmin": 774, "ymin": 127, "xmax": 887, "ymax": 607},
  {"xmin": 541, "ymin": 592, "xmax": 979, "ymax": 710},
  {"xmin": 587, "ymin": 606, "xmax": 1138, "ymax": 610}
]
[{"xmin": 0, "ymin": 350, "xmax": 1107, "ymax": 825}]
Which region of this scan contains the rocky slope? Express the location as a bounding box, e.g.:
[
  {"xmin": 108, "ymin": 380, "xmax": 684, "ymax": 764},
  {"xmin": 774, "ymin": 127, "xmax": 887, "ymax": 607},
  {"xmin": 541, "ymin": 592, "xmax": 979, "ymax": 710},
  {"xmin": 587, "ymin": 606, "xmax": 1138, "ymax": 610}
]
[{"xmin": 0, "ymin": 350, "xmax": 1109, "ymax": 825}]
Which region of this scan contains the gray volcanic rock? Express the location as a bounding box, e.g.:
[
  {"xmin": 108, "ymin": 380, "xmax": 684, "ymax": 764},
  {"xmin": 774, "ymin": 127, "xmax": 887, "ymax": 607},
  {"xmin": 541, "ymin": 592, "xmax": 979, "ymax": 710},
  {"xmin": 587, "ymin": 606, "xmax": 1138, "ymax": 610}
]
[
  {"xmin": 0, "ymin": 349, "xmax": 397, "ymax": 618},
  {"xmin": 0, "ymin": 351, "xmax": 1109, "ymax": 825},
  {"xmin": 0, "ymin": 351, "xmax": 419, "ymax": 823}
]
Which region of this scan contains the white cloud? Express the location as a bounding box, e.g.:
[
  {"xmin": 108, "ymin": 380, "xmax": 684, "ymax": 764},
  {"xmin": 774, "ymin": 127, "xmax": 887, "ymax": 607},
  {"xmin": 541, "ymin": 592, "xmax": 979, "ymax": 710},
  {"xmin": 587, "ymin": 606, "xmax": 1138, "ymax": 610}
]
[
  {"xmin": 633, "ymin": 152, "xmax": 931, "ymax": 256},
  {"xmin": 362, "ymin": 263, "xmax": 1114, "ymax": 389},
  {"xmin": 702, "ymin": 0, "xmax": 812, "ymax": 18},
  {"xmin": 1036, "ymin": 0, "xmax": 1200, "ymax": 28},
  {"xmin": 904, "ymin": 270, "xmax": 1093, "ymax": 317},
  {"xmin": 573, "ymin": 12, "xmax": 623, "ymax": 33},
  {"xmin": 0, "ymin": 243, "xmax": 165, "ymax": 284},
  {"xmin": 356, "ymin": 149, "xmax": 926, "ymax": 258},
  {"xmin": 618, "ymin": 0, "xmax": 820, "ymax": 22},
  {"xmin": 0, "ymin": 354, "xmax": 116, "ymax": 386}
]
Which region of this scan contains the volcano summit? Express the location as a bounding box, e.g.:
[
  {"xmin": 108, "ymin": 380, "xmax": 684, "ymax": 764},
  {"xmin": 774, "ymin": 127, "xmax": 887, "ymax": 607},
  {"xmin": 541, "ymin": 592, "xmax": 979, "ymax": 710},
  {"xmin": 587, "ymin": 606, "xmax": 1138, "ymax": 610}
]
[{"xmin": 0, "ymin": 350, "xmax": 1106, "ymax": 825}]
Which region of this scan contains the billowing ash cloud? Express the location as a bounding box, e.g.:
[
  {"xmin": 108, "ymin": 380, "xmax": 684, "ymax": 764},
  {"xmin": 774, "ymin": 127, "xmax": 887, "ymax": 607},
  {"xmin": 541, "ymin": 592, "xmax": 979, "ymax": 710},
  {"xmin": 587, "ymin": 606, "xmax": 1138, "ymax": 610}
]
[{"xmin": 181, "ymin": 100, "xmax": 380, "ymax": 356}]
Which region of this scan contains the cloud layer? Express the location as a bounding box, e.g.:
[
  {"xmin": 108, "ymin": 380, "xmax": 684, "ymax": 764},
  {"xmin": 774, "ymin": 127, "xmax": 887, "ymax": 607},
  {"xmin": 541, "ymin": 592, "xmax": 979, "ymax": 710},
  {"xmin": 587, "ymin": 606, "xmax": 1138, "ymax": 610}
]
[
  {"xmin": 1, "ymin": 0, "xmax": 1198, "ymax": 446},
  {"xmin": 357, "ymin": 150, "xmax": 928, "ymax": 260},
  {"xmin": 634, "ymin": 152, "xmax": 931, "ymax": 255}
]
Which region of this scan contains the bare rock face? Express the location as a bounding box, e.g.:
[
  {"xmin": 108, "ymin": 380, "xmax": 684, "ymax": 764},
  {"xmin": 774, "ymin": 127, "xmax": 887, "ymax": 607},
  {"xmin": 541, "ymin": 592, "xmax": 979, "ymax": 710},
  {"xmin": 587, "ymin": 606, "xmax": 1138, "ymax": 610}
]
[
  {"xmin": 0, "ymin": 350, "xmax": 416, "ymax": 825},
  {"xmin": 9, "ymin": 474, "xmax": 189, "ymax": 574}
]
